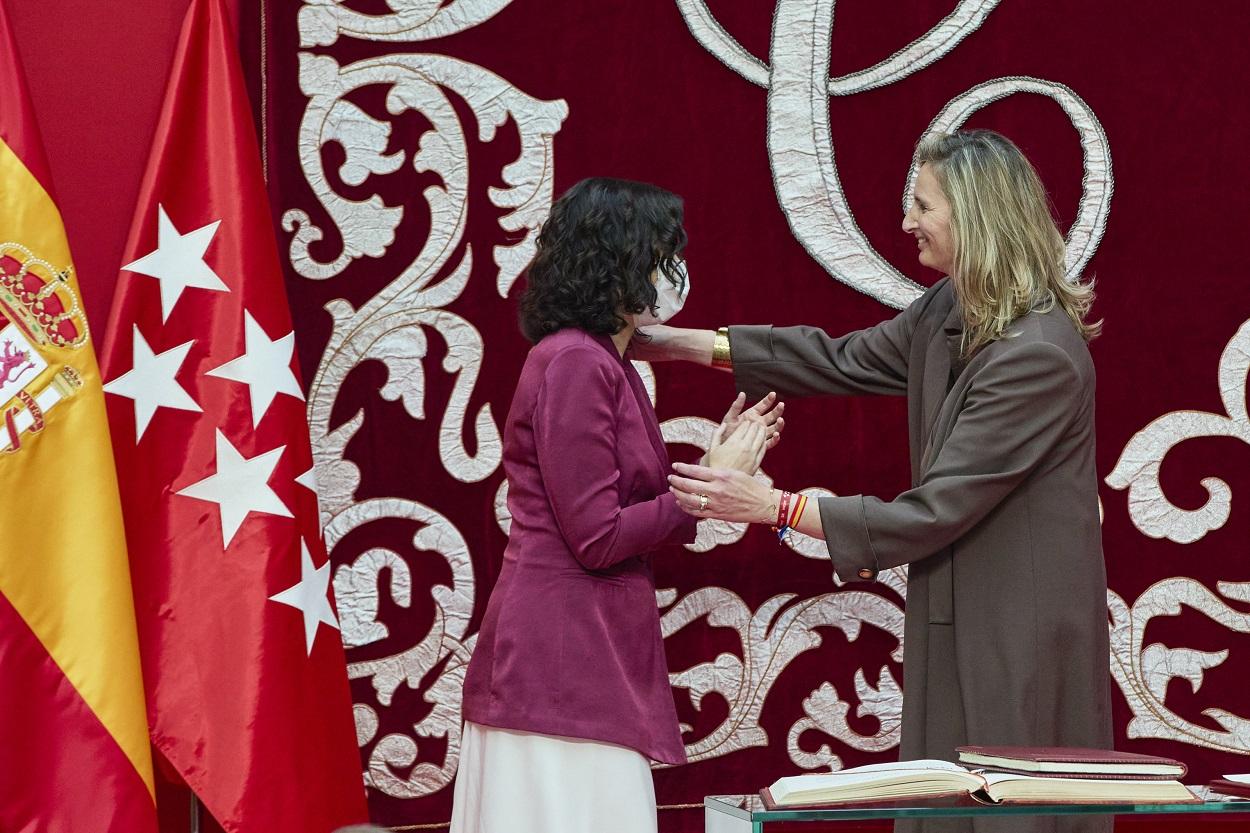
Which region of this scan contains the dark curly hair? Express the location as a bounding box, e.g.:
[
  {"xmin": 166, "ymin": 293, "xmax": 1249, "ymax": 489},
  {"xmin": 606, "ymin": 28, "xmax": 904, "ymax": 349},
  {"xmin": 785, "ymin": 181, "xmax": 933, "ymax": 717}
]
[{"xmin": 518, "ymin": 177, "xmax": 688, "ymax": 343}]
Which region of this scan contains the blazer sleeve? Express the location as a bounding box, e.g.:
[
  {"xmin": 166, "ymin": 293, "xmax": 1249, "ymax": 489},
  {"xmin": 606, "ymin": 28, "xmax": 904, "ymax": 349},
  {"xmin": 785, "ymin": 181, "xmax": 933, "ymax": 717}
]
[
  {"xmin": 533, "ymin": 346, "xmax": 695, "ymax": 570},
  {"xmin": 728, "ymin": 279, "xmax": 945, "ymax": 401},
  {"xmin": 816, "ymin": 340, "xmax": 1084, "ymax": 581}
]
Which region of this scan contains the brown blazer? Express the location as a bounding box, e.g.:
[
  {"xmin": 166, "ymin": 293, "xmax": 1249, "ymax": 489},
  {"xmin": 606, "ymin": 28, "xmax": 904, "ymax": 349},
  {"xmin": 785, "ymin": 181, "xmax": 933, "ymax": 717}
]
[{"xmin": 732, "ymin": 278, "xmax": 1112, "ymax": 832}]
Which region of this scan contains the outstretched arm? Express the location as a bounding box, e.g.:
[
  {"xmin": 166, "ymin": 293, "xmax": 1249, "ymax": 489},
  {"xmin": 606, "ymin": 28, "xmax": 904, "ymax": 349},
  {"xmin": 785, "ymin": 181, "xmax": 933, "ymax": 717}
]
[
  {"xmin": 668, "ymin": 341, "xmax": 1085, "ymax": 583},
  {"xmin": 729, "ymin": 279, "xmax": 951, "ymax": 400},
  {"xmin": 635, "ymin": 279, "xmax": 949, "ymax": 400},
  {"xmin": 631, "ymin": 325, "xmax": 720, "ymax": 367}
]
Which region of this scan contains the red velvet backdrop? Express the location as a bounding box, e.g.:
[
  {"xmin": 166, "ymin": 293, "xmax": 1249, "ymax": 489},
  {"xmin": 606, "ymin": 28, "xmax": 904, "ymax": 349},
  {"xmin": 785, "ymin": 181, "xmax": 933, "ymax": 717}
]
[
  {"xmin": 260, "ymin": 0, "xmax": 1250, "ymax": 830},
  {"xmin": 8, "ymin": 0, "xmax": 249, "ymax": 325},
  {"xmin": 13, "ymin": 0, "xmax": 1250, "ymax": 831}
]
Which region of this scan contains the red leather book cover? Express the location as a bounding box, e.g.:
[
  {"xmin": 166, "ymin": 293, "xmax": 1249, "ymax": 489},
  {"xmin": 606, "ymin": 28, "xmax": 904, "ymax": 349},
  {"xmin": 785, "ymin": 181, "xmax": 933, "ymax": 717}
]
[
  {"xmin": 1208, "ymin": 779, "xmax": 1250, "ymax": 800},
  {"xmin": 956, "ymin": 746, "xmax": 1186, "ymax": 779}
]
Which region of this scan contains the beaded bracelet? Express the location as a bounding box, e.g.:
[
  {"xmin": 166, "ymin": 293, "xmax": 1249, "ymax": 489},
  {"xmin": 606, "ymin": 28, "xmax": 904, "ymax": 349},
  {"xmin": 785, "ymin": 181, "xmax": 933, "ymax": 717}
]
[
  {"xmin": 772, "ymin": 490, "xmax": 791, "ymax": 534},
  {"xmin": 777, "ymin": 492, "xmax": 808, "ymax": 543}
]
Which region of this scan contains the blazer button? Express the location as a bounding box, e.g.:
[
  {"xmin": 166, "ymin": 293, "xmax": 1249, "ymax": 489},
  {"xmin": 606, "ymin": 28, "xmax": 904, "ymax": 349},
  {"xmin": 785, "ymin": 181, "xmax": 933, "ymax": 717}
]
[{"xmin": 857, "ymin": 568, "xmax": 875, "ymax": 580}]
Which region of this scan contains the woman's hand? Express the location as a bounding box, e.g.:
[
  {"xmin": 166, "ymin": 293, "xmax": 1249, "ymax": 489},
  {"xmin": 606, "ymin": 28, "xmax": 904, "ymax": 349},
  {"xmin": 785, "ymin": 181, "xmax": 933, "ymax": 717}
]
[
  {"xmin": 701, "ymin": 392, "xmax": 784, "ymax": 470},
  {"xmin": 668, "ymin": 463, "xmax": 777, "ymax": 523},
  {"xmin": 705, "ymin": 421, "xmax": 767, "ymax": 474},
  {"xmin": 721, "ymin": 391, "xmax": 784, "ymax": 450}
]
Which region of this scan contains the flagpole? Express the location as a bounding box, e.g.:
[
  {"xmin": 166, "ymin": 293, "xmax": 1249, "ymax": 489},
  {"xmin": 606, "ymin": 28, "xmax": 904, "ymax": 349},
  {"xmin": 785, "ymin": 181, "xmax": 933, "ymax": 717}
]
[{"xmin": 190, "ymin": 794, "xmax": 201, "ymax": 833}]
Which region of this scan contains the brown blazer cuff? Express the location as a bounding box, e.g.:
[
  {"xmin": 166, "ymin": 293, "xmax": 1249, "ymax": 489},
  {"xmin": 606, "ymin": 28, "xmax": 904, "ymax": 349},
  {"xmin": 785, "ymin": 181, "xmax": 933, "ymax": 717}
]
[
  {"xmin": 817, "ymin": 495, "xmax": 880, "ymax": 582},
  {"xmin": 727, "ymin": 324, "xmax": 775, "ymax": 400}
]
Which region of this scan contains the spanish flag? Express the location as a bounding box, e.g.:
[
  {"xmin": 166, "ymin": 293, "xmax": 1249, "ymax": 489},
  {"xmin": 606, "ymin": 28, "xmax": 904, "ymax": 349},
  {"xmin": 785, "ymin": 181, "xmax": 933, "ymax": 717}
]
[{"xmin": 0, "ymin": 2, "xmax": 158, "ymax": 830}]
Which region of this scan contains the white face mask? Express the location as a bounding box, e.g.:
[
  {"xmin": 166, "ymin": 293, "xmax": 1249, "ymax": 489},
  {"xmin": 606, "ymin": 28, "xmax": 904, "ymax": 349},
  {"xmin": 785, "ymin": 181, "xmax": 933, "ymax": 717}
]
[{"xmin": 635, "ymin": 264, "xmax": 690, "ymax": 326}]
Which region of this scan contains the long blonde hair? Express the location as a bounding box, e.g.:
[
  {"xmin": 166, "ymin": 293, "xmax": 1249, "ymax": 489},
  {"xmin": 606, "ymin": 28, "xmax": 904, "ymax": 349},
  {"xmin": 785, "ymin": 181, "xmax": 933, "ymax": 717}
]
[{"xmin": 915, "ymin": 130, "xmax": 1101, "ymax": 356}]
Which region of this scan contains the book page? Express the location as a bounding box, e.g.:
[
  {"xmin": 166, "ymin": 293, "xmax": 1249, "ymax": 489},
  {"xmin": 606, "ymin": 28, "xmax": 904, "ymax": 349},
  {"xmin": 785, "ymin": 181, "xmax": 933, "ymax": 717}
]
[
  {"xmin": 837, "ymin": 760, "xmax": 970, "ymax": 776},
  {"xmin": 982, "ymin": 773, "xmax": 1174, "ymax": 787},
  {"xmin": 771, "ymin": 761, "xmax": 983, "ymax": 804}
]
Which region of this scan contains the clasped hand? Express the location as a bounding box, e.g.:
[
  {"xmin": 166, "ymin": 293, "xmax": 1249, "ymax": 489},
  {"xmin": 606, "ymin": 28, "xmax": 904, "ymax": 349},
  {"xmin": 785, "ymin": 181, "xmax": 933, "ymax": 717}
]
[{"xmin": 673, "ymin": 392, "xmax": 782, "ymax": 522}]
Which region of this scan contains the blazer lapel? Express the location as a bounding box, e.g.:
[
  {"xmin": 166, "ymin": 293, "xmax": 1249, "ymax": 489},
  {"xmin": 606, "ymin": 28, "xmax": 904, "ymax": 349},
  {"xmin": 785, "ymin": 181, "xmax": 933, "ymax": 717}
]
[
  {"xmin": 919, "ymin": 297, "xmax": 965, "ymax": 469},
  {"xmin": 625, "ymin": 364, "xmax": 671, "ymax": 479},
  {"xmin": 594, "ymin": 335, "xmax": 670, "ymax": 480}
]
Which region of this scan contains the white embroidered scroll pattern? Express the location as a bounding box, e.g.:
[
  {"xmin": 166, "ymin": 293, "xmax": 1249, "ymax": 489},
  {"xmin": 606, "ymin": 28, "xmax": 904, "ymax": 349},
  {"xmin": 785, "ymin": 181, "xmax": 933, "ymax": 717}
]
[
  {"xmin": 677, "ymin": 0, "xmax": 1112, "ymax": 311},
  {"xmin": 288, "ymin": 0, "xmax": 567, "ymax": 799},
  {"xmin": 1106, "ymin": 319, "xmax": 1250, "ymax": 544},
  {"xmin": 1108, "ymin": 580, "xmax": 1250, "ymax": 754},
  {"xmin": 659, "ymin": 588, "xmax": 904, "ymax": 764},
  {"xmin": 1103, "ymin": 320, "xmax": 1250, "ymax": 755}
]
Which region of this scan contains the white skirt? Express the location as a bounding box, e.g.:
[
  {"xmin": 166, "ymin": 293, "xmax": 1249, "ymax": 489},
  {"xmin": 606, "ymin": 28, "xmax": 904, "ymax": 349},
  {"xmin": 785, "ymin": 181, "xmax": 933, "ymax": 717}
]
[{"xmin": 450, "ymin": 721, "xmax": 658, "ymax": 833}]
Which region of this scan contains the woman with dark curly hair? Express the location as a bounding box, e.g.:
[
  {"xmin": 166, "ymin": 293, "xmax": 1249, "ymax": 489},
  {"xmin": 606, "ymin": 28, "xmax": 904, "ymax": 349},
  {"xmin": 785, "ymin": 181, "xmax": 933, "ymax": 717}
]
[{"xmin": 451, "ymin": 178, "xmax": 784, "ymax": 833}]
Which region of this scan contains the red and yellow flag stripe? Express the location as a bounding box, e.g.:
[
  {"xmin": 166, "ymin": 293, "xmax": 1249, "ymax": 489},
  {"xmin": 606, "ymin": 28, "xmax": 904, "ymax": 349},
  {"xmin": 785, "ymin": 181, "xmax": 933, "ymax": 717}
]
[{"xmin": 0, "ymin": 2, "xmax": 157, "ymax": 830}]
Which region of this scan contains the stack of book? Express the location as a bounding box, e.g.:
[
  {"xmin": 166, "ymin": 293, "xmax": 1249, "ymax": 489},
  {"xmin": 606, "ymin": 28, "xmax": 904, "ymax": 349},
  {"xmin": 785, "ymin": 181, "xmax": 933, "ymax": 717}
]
[{"xmin": 762, "ymin": 746, "xmax": 1198, "ymax": 809}]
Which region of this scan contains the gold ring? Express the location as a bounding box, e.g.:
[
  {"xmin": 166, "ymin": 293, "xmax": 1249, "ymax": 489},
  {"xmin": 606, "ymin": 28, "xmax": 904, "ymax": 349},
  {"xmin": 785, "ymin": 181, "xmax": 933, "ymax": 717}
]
[{"xmin": 698, "ymin": 494, "xmax": 709, "ymax": 511}]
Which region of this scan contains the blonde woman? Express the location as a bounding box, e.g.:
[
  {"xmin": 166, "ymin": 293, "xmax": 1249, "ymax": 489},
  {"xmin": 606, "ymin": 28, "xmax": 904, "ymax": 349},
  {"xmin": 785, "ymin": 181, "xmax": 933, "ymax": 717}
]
[{"xmin": 640, "ymin": 130, "xmax": 1112, "ymax": 833}]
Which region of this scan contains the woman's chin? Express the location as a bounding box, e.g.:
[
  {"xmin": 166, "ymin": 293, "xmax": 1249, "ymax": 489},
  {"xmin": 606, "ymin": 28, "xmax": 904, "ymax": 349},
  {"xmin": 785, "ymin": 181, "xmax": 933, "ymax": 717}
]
[{"xmin": 916, "ymin": 253, "xmax": 950, "ymax": 274}]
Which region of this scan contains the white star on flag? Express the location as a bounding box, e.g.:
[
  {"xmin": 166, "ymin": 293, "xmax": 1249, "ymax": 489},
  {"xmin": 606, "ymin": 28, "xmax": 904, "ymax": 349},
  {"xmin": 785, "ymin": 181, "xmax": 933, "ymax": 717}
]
[
  {"xmin": 103, "ymin": 325, "xmax": 202, "ymax": 441},
  {"xmin": 123, "ymin": 204, "xmax": 229, "ymax": 321},
  {"xmin": 206, "ymin": 310, "xmax": 305, "ymax": 427},
  {"xmin": 294, "ymin": 467, "xmax": 317, "ymax": 492},
  {"xmin": 176, "ymin": 430, "xmax": 293, "ymax": 547},
  {"xmin": 269, "ymin": 539, "xmax": 339, "ymax": 656}
]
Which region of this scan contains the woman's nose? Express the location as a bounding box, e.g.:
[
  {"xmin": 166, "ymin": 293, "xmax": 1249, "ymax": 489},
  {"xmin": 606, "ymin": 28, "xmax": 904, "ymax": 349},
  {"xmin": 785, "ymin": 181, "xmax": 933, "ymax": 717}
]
[{"xmin": 901, "ymin": 212, "xmax": 917, "ymax": 232}]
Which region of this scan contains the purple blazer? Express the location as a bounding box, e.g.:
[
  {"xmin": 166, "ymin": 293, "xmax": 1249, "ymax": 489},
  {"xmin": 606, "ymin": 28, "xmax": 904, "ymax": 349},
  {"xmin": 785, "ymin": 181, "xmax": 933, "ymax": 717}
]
[{"xmin": 461, "ymin": 328, "xmax": 697, "ymax": 764}]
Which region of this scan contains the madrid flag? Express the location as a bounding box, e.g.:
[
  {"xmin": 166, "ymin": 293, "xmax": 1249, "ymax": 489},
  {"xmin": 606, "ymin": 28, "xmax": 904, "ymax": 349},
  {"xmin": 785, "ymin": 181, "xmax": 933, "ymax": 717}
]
[
  {"xmin": 0, "ymin": 2, "xmax": 158, "ymax": 831},
  {"xmin": 98, "ymin": 0, "xmax": 368, "ymax": 829}
]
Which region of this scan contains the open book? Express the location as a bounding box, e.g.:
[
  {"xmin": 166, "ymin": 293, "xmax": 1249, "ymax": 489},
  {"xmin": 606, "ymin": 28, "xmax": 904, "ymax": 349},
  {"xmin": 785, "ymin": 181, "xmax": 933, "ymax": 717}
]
[{"xmin": 764, "ymin": 760, "xmax": 1199, "ymax": 808}]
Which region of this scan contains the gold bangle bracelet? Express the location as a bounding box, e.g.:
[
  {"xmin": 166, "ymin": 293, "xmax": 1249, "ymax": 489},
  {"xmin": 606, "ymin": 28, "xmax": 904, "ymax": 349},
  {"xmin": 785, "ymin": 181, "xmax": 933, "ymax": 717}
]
[{"xmin": 711, "ymin": 326, "xmax": 732, "ymax": 369}]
